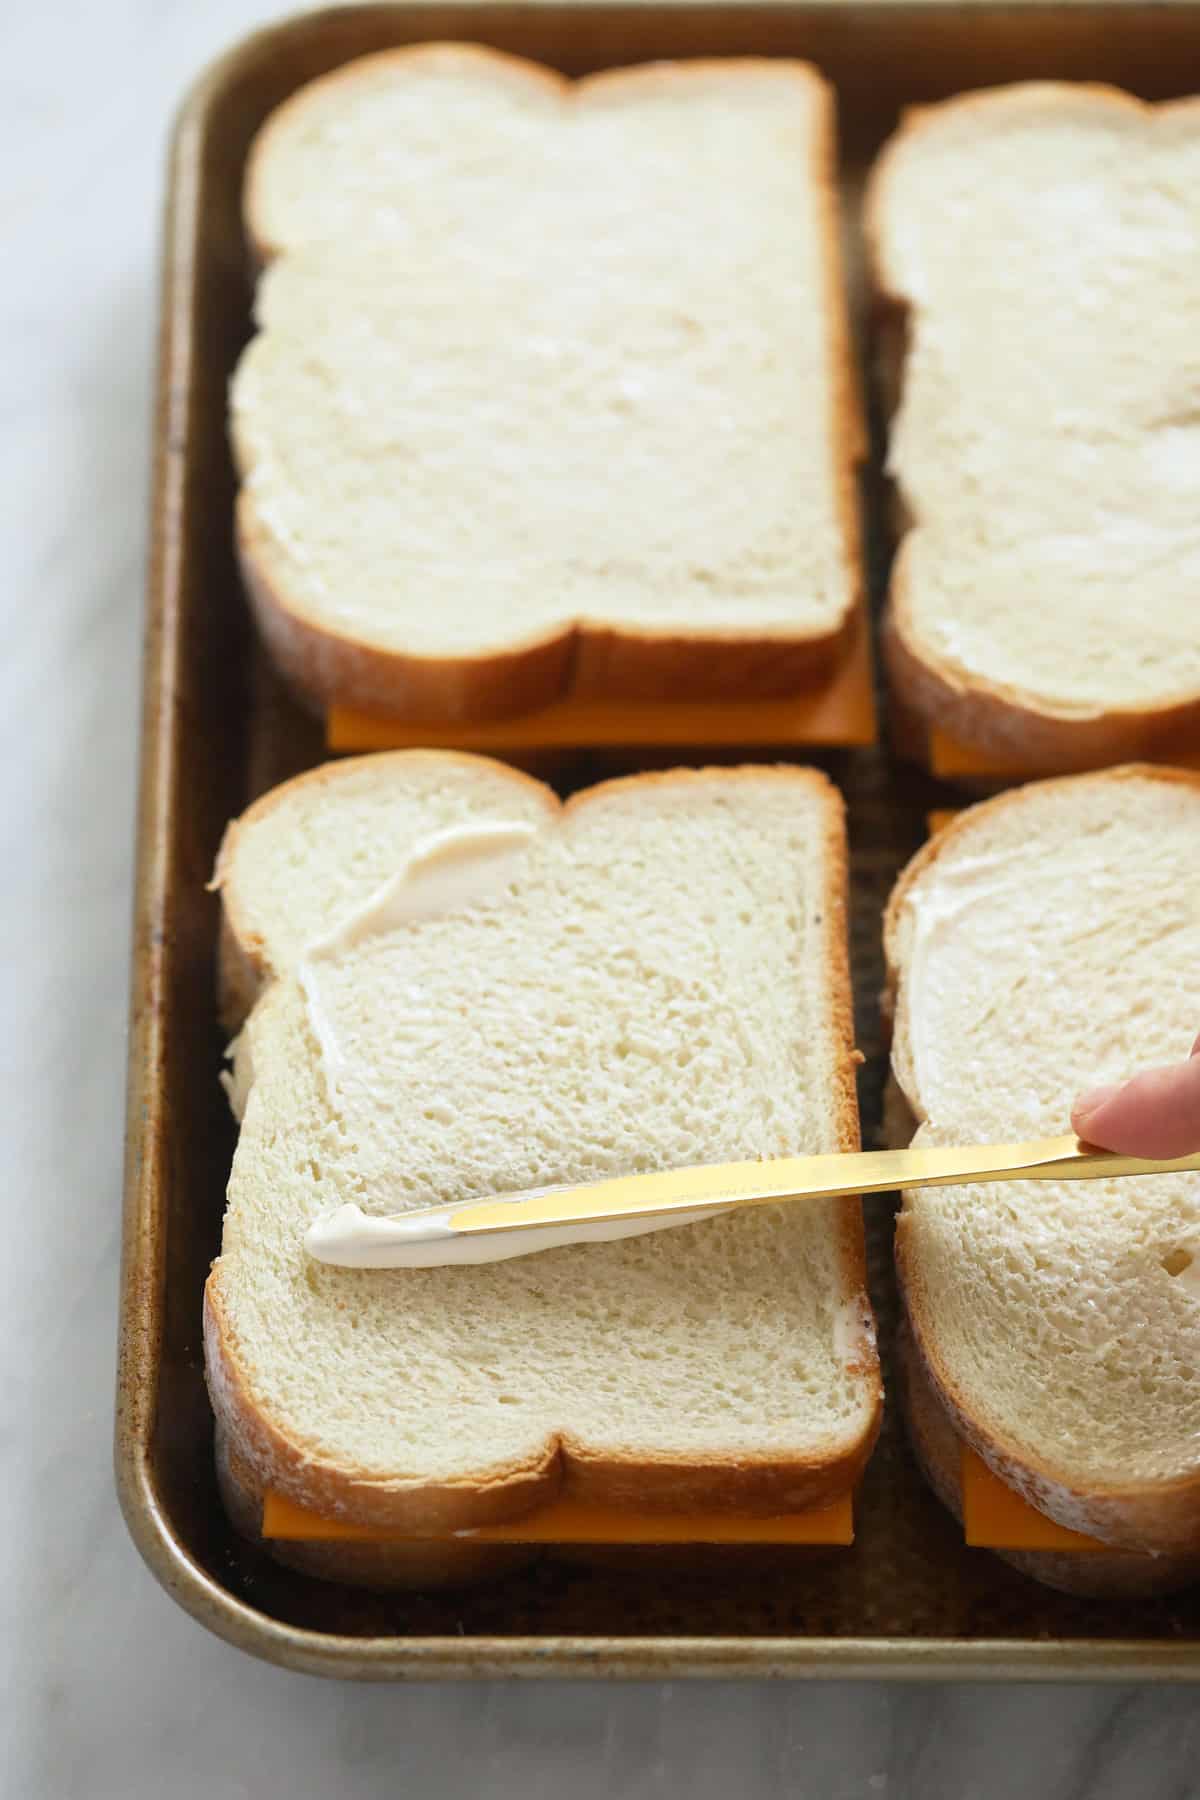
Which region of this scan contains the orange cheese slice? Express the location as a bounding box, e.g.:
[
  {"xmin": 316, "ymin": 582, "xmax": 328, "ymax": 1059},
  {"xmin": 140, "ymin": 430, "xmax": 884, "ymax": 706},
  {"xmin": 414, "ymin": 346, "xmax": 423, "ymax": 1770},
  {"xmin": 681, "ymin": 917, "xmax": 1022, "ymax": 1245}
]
[
  {"xmin": 961, "ymin": 1446, "xmax": 1107, "ymax": 1551},
  {"xmin": 261, "ymin": 1488, "xmax": 854, "ymax": 1545},
  {"xmin": 327, "ymin": 614, "xmax": 875, "ymax": 753},
  {"xmin": 929, "ymin": 728, "xmax": 1200, "ymax": 782}
]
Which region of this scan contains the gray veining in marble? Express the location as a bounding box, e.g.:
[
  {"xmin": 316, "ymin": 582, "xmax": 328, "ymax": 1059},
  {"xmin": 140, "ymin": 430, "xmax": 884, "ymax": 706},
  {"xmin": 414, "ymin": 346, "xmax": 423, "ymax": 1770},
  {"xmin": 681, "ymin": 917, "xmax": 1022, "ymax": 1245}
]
[{"xmin": 4, "ymin": 4, "xmax": 1200, "ymax": 1794}]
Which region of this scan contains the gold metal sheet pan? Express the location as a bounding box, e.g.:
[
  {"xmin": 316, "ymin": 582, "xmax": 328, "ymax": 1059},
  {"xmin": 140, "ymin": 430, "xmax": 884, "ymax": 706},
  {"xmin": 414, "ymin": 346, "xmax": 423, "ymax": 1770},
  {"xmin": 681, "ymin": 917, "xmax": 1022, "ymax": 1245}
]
[{"xmin": 117, "ymin": 1, "xmax": 1200, "ymax": 1679}]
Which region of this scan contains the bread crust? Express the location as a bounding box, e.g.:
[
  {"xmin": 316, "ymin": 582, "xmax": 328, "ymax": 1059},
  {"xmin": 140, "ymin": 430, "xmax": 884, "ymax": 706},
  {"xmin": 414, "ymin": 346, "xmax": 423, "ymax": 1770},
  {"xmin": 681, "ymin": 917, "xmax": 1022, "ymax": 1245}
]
[
  {"xmin": 236, "ymin": 47, "xmax": 865, "ymax": 722},
  {"xmin": 216, "ymin": 1426, "xmax": 532, "ymax": 1590},
  {"xmin": 884, "ymin": 766, "xmax": 1200, "ymax": 1556},
  {"xmin": 883, "ymin": 561, "xmax": 1200, "ymax": 776},
  {"xmin": 865, "ymin": 84, "xmax": 1200, "ymax": 773},
  {"xmin": 206, "ymin": 753, "xmax": 881, "ymax": 1553},
  {"xmin": 898, "ymin": 1323, "xmax": 1200, "ymax": 1598},
  {"xmin": 244, "ymin": 44, "xmax": 572, "ymax": 267}
]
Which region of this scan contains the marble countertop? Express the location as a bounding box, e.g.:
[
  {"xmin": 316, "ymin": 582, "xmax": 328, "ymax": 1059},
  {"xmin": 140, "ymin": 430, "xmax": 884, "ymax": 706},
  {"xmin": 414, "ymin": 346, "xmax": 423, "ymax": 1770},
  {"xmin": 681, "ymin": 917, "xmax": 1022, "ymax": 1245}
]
[{"xmin": 6, "ymin": 4, "xmax": 1199, "ymax": 1794}]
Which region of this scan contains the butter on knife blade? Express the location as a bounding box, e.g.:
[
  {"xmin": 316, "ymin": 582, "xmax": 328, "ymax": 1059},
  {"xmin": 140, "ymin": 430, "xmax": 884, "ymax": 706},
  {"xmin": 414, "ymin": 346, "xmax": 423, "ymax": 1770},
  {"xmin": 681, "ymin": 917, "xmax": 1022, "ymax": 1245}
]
[{"xmin": 304, "ymin": 1136, "xmax": 1200, "ymax": 1269}]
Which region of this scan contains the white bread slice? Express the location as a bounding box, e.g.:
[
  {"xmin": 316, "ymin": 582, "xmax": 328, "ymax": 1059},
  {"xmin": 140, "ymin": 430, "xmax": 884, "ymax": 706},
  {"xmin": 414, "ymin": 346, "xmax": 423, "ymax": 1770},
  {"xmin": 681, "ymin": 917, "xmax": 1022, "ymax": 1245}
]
[
  {"xmin": 205, "ymin": 752, "xmax": 881, "ymax": 1582},
  {"xmin": 884, "ymin": 767, "xmax": 1200, "ymax": 1560},
  {"xmin": 230, "ymin": 47, "xmax": 864, "ymax": 720},
  {"xmin": 867, "ymin": 85, "xmax": 1200, "ymax": 770}
]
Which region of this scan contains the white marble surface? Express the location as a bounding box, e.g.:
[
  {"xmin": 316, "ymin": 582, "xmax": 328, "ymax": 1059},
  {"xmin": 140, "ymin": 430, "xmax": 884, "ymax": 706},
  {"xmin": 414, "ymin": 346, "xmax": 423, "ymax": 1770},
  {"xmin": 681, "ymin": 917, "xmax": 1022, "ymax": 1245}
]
[{"xmin": 6, "ymin": 4, "xmax": 1200, "ymax": 1794}]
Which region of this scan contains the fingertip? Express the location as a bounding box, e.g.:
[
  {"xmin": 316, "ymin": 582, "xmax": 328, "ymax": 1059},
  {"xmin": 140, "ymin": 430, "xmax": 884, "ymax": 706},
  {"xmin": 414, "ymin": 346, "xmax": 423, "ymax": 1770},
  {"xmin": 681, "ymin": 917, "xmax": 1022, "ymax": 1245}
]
[
  {"xmin": 1071, "ymin": 1060, "xmax": 1200, "ymax": 1160},
  {"xmin": 1070, "ymin": 1082, "xmax": 1122, "ymax": 1139}
]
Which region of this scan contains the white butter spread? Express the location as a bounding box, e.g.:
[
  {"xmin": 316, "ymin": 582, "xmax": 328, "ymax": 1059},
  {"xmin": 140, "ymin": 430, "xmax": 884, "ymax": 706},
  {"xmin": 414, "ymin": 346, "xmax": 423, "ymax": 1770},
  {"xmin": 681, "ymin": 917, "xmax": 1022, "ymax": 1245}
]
[
  {"xmin": 305, "ymin": 1194, "xmax": 733, "ymax": 1269},
  {"xmin": 296, "ymin": 820, "xmax": 538, "ymax": 1098},
  {"xmin": 297, "ymin": 960, "xmax": 346, "ymax": 1085},
  {"xmin": 903, "ymin": 852, "xmax": 1024, "ymax": 1098},
  {"xmin": 306, "ymin": 820, "xmax": 539, "ymax": 959}
]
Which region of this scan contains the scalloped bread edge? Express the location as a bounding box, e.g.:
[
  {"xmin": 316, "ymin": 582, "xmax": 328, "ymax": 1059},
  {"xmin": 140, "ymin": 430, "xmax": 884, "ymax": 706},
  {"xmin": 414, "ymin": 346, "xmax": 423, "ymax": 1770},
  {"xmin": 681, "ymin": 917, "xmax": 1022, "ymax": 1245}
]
[
  {"xmin": 865, "ymin": 83, "xmax": 1200, "ymax": 773},
  {"xmin": 205, "ymin": 752, "xmax": 882, "ymax": 1575},
  {"xmin": 235, "ymin": 47, "xmax": 866, "ymax": 722}
]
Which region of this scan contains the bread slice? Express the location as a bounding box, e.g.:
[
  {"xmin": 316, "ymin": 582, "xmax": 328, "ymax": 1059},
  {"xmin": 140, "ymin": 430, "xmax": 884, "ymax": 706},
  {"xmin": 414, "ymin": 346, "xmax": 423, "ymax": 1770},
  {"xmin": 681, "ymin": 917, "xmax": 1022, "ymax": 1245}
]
[
  {"xmin": 230, "ymin": 46, "xmax": 864, "ymax": 720},
  {"xmin": 205, "ymin": 751, "xmax": 881, "ymax": 1584},
  {"xmin": 867, "ymin": 85, "xmax": 1200, "ymax": 771},
  {"xmin": 884, "ymin": 767, "xmax": 1200, "ymax": 1564}
]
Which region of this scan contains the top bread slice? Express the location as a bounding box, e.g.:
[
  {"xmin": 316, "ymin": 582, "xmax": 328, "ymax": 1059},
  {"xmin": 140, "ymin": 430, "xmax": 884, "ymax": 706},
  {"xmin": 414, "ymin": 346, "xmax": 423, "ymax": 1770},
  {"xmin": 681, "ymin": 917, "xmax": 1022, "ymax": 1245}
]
[
  {"xmin": 867, "ymin": 85, "xmax": 1200, "ymax": 771},
  {"xmin": 884, "ymin": 766, "xmax": 1200, "ymax": 1554},
  {"xmin": 205, "ymin": 752, "xmax": 881, "ymax": 1543},
  {"xmin": 230, "ymin": 46, "xmax": 864, "ymax": 721}
]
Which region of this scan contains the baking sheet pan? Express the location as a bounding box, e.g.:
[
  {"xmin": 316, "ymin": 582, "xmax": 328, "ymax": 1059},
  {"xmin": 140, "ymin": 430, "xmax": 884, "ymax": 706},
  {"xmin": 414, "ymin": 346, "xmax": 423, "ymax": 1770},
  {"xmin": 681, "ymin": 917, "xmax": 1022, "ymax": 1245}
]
[{"xmin": 117, "ymin": 0, "xmax": 1200, "ymax": 1678}]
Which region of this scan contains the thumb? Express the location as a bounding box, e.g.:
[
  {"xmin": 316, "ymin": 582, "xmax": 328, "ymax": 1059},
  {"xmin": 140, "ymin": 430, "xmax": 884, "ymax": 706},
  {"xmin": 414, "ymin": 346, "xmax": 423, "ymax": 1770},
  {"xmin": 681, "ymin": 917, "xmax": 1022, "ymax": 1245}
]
[{"xmin": 1072, "ymin": 1043, "xmax": 1200, "ymax": 1160}]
